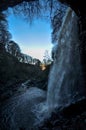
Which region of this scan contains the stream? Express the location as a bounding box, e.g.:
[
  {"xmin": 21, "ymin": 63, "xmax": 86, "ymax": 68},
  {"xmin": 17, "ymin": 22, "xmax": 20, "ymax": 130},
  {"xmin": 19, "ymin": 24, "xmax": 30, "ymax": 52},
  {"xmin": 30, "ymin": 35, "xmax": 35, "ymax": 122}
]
[{"xmin": 0, "ymin": 85, "xmax": 46, "ymax": 130}]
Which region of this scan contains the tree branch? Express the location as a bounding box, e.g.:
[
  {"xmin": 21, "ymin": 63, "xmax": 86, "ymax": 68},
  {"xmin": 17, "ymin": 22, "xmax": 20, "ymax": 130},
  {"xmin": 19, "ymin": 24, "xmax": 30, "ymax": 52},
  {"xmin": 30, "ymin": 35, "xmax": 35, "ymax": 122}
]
[{"xmin": 0, "ymin": 0, "xmax": 38, "ymax": 12}]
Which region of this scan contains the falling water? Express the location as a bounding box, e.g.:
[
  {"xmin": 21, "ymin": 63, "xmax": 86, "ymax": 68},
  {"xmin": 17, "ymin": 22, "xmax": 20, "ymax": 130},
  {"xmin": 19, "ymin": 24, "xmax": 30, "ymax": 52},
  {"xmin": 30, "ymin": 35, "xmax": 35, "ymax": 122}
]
[
  {"xmin": 1, "ymin": 8, "xmax": 86, "ymax": 130},
  {"xmin": 47, "ymin": 8, "xmax": 85, "ymax": 112}
]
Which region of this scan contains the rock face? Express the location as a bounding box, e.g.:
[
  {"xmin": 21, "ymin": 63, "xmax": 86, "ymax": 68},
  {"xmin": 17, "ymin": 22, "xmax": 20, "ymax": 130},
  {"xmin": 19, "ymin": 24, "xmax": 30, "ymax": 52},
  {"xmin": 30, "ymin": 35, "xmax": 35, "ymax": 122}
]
[
  {"xmin": 37, "ymin": 98, "xmax": 86, "ymax": 130},
  {"xmin": 47, "ymin": 8, "xmax": 85, "ymax": 112},
  {"xmin": 59, "ymin": 0, "xmax": 86, "ymax": 94},
  {"xmin": 35, "ymin": 7, "xmax": 86, "ymax": 130}
]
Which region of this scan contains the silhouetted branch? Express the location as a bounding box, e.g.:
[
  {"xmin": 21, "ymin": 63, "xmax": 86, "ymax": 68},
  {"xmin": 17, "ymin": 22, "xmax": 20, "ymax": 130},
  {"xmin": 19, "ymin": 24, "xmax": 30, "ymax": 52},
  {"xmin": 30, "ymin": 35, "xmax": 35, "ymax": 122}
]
[{"xmin": 0, "ymin": 0, "xmax": 37, "ymax": 12}]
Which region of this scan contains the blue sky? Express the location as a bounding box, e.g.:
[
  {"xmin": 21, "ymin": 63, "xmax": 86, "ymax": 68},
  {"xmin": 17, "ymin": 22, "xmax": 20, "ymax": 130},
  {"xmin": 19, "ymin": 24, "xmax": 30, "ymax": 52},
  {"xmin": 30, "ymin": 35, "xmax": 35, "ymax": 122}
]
[{"xmin": 7, "ymin": 13, "xmax": 53, "ymax": 61}]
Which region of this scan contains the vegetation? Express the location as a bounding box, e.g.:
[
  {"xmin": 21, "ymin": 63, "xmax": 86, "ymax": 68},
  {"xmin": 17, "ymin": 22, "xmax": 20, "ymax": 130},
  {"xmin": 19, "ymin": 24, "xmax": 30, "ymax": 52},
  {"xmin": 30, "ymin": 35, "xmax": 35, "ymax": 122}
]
[
  {"xmin": 0, "ymin": 12, "xmax": 11, "ymax": 51},
  {"xmin": 0, "ymin": 49, "xmax": 51, "ymax": 103},
  {"xmin": 0, "ymin": 12, "xmax": 51, "ymax": 103},
  {"xmin": 0, "ymin": 1, "xmax": 86, "ymax": 130},
  {"xmin": 7, "ymin": 40, "xmax": 21, "ymax": 57}
]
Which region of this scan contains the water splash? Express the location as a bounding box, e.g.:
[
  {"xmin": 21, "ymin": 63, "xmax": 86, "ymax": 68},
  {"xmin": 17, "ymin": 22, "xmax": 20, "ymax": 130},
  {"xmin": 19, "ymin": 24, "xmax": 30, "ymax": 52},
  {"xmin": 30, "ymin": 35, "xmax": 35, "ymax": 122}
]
[{"xmin": 0, "ymin": 87, "xmax": 46, "ymax": 130}]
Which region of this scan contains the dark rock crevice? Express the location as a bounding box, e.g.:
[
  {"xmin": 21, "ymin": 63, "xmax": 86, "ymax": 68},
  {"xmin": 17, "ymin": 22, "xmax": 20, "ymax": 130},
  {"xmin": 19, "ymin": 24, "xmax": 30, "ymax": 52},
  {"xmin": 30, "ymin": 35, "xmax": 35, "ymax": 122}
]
[{"xmin": 37, "ymin": 98, "xmax": 86, "ymax": 130}]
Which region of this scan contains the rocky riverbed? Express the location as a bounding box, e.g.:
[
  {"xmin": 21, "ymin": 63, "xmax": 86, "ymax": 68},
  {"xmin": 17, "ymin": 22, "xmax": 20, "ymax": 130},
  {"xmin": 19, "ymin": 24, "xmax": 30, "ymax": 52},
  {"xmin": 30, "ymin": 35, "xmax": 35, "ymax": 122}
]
[{"xmin": 0, "ymin": 86, "xmax": 46, "ymax": 130}]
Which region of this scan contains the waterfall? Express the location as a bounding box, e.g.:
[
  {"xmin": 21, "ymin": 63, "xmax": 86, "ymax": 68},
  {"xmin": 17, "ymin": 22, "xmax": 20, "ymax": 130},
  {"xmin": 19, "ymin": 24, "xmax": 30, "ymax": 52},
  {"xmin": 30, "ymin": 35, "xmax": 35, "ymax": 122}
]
[{"xmin": 47, "ymin": 8, "xmax": 85, "ymax": 112}]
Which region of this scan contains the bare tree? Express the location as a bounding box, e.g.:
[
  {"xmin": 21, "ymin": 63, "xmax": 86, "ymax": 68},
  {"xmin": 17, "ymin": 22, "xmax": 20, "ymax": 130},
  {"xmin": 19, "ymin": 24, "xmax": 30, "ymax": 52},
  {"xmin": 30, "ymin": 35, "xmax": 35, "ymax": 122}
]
[
  {"xmin": 0, "ymin": 0, "xmax": 36, "ymax": 12},
  {"xmin": 7, "ymin": 40, "xmax": 21, "ymax": 57},
  {"xmin": 0, "ymin": 13, "xmax": 11, "ymax": 51},
  {"xmin": 0, "ymin": 0, "xmax": 67, "ymax": 42},
  {"xmin": 43, "ymin": 50, "xmax": 52, "ymax": 65}
]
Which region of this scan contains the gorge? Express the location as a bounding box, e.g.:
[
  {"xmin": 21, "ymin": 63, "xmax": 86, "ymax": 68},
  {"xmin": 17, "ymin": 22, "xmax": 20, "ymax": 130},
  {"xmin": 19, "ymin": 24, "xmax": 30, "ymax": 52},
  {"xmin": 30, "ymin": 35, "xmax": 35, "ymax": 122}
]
[
  {"xmin": 0, "ymin": 7, "xmax": 86, "ymax": 130},
  {"xmin": 0, "ymin": 0, "xmax": 86, "ymax": 130}
]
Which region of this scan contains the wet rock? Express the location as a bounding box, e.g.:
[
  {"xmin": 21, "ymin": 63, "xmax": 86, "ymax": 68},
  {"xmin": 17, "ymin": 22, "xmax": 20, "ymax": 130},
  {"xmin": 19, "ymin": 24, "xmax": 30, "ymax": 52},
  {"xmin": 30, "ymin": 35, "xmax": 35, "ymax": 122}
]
[{"xmin": 37, "ymin": 98, "xmax": 86, "ymax": 130}]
